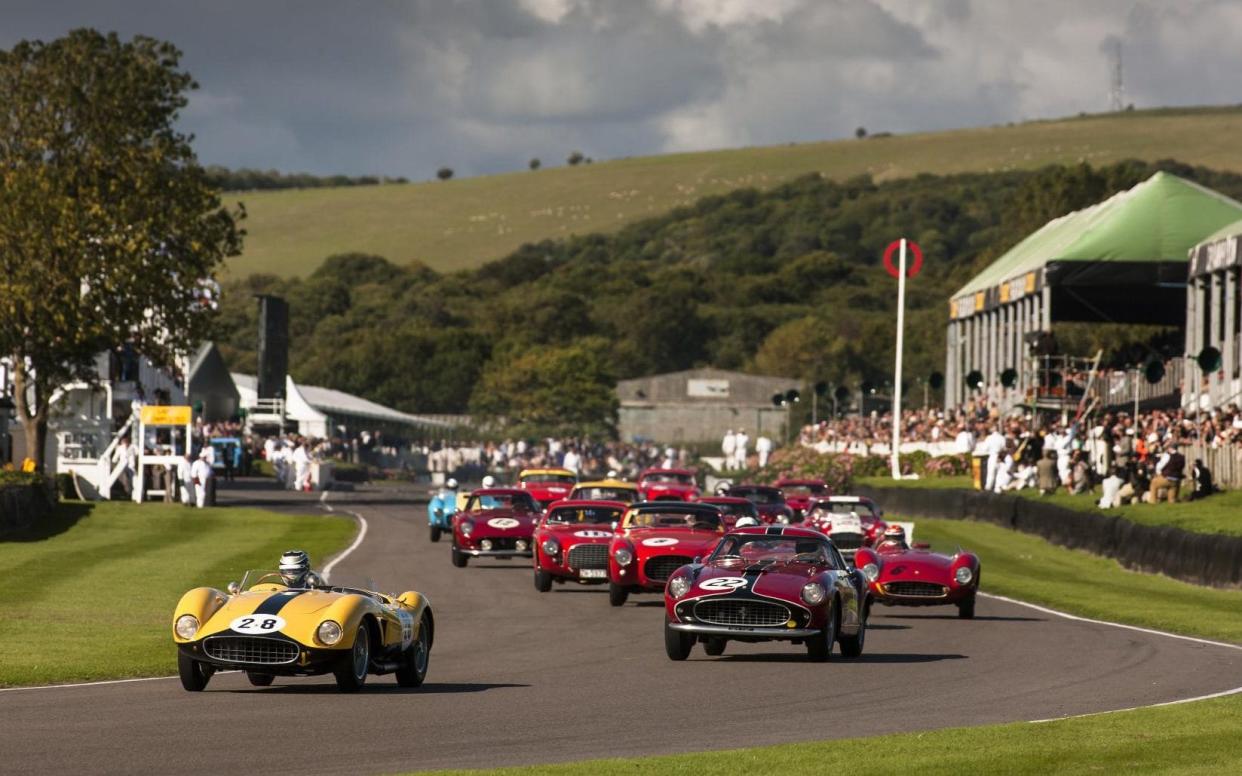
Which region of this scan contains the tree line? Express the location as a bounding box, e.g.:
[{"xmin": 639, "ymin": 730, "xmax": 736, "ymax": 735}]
[
  {"xmin": 215, "ymin": 159, "xmax": 1242, "ymax": 438},
  {"xmin": 205, "ymin": 166, "xmax": 408, "ymax": 192}
]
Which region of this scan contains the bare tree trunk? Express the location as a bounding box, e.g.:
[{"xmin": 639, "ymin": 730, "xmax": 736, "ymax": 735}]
[{"xmin": 12, "ymin": 360, "xmax": 48, "ymax": 472}]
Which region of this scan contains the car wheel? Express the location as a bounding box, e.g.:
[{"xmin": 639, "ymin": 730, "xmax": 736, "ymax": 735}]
[
  {"xmin": 534, "ymin": 569, "xmax": 553, "ymax": 592},
  {"xmin": 429, "ymin": 525, "xmax": 442, "ymax": 543},
  {"xmin": 246, "ymin": 672, "xmax": 274, "ymax": 687},
  {"xmin": 838, "ymin": 606, "xmax": 866, "ymax": 658},
  {"xmin": 957, "ymin": 594, "xmax": 976, "ymax": 620},
  {"xmin": 807, "ymin": 600, "xmax": 837, "ymax": 662},
  {"xmin": 664, "ymin": 621, "xmax": 694, "ymax": 661},
  {"xmin": 395, "ymin": 614, "xmax": 431, "ymax": 688},
  {"xmin": 177, "ymin": 651, "xmax": 213, "ymax": 692},
  {"xmin": 333, "ymin": 624, "xmax": 370, "ymax": 691},
  {"xmin": 703, "ymin": 637, "xmax": 727, "ymax": 656},
  {"xmin": 608, "ymin": 582, "xmax": 629, "ymax": 607},
  {"xmin": 451, "ymin": 547, "xmax": 468, "ymax": 568}
]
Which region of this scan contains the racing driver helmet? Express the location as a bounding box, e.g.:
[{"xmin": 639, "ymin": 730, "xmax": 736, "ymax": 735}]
[
  {"xmin": 877, "ymin": 525, "xmax": 908, "ymax": 552},
  {"xmin": 734, "ymin": 516, "xmax": 760, "ymax": 528},
  {"xmin": 279, "ymin": 549, "xmax": 312, "ymax": 588},
  {"xmin": 481, "ymin": 475, "xmax": 496, "ymax": 488},
  {"xmin": 445, "ymin": 477, "xmax": 459, "ymax": 491}
]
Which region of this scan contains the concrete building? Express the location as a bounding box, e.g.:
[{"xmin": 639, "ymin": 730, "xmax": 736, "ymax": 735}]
[
  {"xmin": 1187, "ymin": 217, "xmax": 1242, "ymax": 408},
  {"xmin": 616, "ymin": 368, "xmax": 800, "ymax": 443}
]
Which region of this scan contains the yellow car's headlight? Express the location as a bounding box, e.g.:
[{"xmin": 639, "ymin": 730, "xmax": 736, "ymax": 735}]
[
  {"xmin": 175, "ymin": 614, "xmax": 199, "ymax": 640},
  {"xmin": 317, "ymin": 620, "xmax": 343, "ymax": 646}
]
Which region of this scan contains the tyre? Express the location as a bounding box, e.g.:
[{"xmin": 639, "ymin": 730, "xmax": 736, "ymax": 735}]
[
  {"xmin": 838, "ymin": 607, "xmax": 866, "ymax": 658},
  {"xmin": 534, "ymin": 569, "xmax": 553, "ymax": 592},
  {"xmin": 333, "ymin": 624, "xmax": 370, "ymax": 691},
  {"xmin": 395, "ymin": 614, "xmax": 431, "ymax": 688},
  {"xmin": 246, "ymin": 672, "xmax": 274, "ymax": 687},
  {"xmin": 608, "ymin": 582, "xmax": 629, "ymax": 607},
  {"xmin": 807, "ymin": 600, "xmax": 837, "ymax": 662},
  {"xmin": 957, "ymin": 594, "xmax": 976, "ymax": 620},
  {"xmin": 177, "ymin": 651, "xmax": 213, "ymax": 692},
  {"xmin": 664, "ymin": 621, "xmax": 694, "ymax": 661},
  {"xmin": 703, "ymin": 637, "xmax": 727, "ymax": 656},
  {"xmin": 429, "ymin": 525, "xmax": 442, "ymax": 543},
  {"xmin": 451, "ymin": 547, "xmax": 468, "ymax": 568}
]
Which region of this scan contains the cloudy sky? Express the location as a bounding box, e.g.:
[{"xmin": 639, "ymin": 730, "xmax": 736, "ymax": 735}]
[{"xmin": 4, "ymin": 1, "xmax": 1240, "ymax": 178}]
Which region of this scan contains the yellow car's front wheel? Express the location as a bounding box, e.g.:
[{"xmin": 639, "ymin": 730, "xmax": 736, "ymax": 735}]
[
  {"xmin": 396, "ymin": 614, "xmax": 431, "ymax": 688},
  {"xmin": 178, "ymin": 651, "xmax": 214, "ymax": 692},
  {"xmin": 333, "ymin": 624, "xmax": 370, "ymax": 692}
]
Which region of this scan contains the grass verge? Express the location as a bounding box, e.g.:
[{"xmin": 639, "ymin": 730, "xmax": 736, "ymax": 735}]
[
  {"xmin": 0, "ymin": 500, "xmax": 354, "ymax": 686},
  {"xmin": 423, "ymin": 515, "xmax": 1242, "ymax": 775},
  {"xmin": 857, "ymin": 475, "xmax": 1242, "ymax": 536}
]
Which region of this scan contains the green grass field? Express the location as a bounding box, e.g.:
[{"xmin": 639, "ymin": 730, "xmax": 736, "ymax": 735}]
[
  {"xmin": 0, "ymin": 500, "xmax": 354, "ymax": 686},
  {"xmin": 857, "ymin": 475, "xmax": 1242, "ymax": 536},
  {"xmin": 229, "ymin": 105, "xmax": 1242, "ymax": 277},
  {"xmin": 423, "ymin": 514, "xmax": 1242, "ymax": 775}
]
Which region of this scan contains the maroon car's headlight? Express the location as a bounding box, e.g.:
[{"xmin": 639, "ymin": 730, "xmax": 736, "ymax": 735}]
[
  {"xmin": 801, "ymin": 582, "xmax": 827, "ymax": 605},
  {"xmin": 668, "ymin": 576, "xmax": 692, "ymax": 599},
  {"xmin": 954, "ymin": 566, "xmax": 974, "ymax": 585},
  {"xmin": 861, "ymin": 563, "xmax": 880, "ymax": 582},
  {"xmin": 460, "ymin": 519, "xmax": 474, "ymax": 538}
]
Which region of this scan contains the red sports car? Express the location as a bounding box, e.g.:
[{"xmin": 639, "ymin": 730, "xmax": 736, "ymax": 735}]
[
  {"xmin": 637, "ymin": 468, "xmax": 700, "ymax": 501},
  {"xmin": 607, "ymin": 501, "xmax": 723, "ymax": 606},
  {"xmin": 803, "ymin": 496, "xmax": 889, "ymax": 561},
  {"xmin": 727, "ymin": 484, "xmax": 794, "ymax": 524},
  {"xmin": 532, "ymin": 500, "xmax": 626, "ymax": 592},
  {"xmin": 518, "ymin": 468, "xmax": 578, "ymax": 510},
  {"xmin": 696, "ymin": 496, "xmax": 760, "ymax": 528},
  {"xmin": 663, "ymin": 526, "xmax": 868, "ymax": 661},
  {"xmin": 451, "ymin": 488, "xmax": 540, "ymax": 568},
  {"xmin": 775, "ymin": 478, "xmax": 830, "ymax": 520},
  {"xmin": 854, "ymin": 534, "xmax": 980, "ymax": 618}
]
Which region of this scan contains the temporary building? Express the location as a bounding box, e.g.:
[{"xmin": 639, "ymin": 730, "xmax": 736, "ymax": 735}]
[
  {"xmin": 1187, "ymin": 216, "xmax": 1242, "ymax": 407},
  {"xmin": 944, "ymin": 172, "xmax": 1242, "ymax": 407}
]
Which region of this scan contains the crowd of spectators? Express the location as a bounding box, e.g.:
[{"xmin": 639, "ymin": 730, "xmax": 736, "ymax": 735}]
[{"xmin": 425, "ymin": 438, "xmax": 699, "ymax": 482}]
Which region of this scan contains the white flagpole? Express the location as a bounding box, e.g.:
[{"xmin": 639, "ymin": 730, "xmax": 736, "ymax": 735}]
[{"xmin": 891, "ymin": 238, "xmax": 907, "ymax": 479}]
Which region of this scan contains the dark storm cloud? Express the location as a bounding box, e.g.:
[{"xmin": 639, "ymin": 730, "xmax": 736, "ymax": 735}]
[{"xmin": 1, "ymin": 1, "xmax": 1238, "ymax": 177}]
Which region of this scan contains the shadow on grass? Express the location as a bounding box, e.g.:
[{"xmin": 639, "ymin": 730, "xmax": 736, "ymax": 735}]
[{"xmin": 1, "ymin": 501, "xmax": 93, "ymax": 543}]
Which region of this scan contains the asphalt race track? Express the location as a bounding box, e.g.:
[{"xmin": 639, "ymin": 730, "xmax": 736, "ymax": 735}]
[{"xmin": 4, "ymin": 483, "xmax": 1241, "ymax": 775}]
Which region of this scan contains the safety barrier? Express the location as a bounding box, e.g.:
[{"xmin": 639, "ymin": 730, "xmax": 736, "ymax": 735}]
[
  {"xmin": 854, "ymin": 484, "xmax": 1242, "ymax": 589},
  {"xmin": 0, "ymin": 479, "xmax": 57, "ymax": 537}
]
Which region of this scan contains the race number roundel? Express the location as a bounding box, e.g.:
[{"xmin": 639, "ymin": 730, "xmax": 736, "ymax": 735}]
[
  {"xmin": 229, "ymin": 614, "xmax": 287, "ymax": 635},
  {"xmin": 883, "ymin": 240, "xmax": 923, "ymax": 279},
  {"xmin": 574, "ymin": 530, "xmax": 612, "ymax": 539},
  {"xmin": 699, "ymin": 577, "xmax": 748, "ymax": 591},
  {"xmin": 642, "ymin": 537, "xmax": 679, "ymax": 547},
  {"xmin": 488, "ymin": 517, "xmax": 521, "ymax": 529}
]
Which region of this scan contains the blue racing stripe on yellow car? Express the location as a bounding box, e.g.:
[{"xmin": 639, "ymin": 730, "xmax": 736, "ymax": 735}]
[{"xmin": 252, "ymin": 591, "xmax": 306, "ymax": 616}]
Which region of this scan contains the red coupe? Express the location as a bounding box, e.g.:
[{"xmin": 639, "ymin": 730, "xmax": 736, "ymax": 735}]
[
  {"xmin": 803, "ymin": 496, "xmax": 889, "ymax": 561},
  {"xmin": 607, "ymin": 501, "xmax": 723, "ymax": 606},
  {"xmin": 854, "ymin": 531, "xmax": 981, "ymax": 618},
  {"xmin": 518, "ymin": 468, "xmax": 578, "ymax": 510},
  {"xmin": 663, "ymin": 526, "xmax": 868, "ymax": 661},
  {"xmin": 695, "ymin": 496, "xmax": 760, "ymax": 528},
  {"xmin": 532, "ymin": 500, "xmax": 626, "ymax": 592},
  {"xmin": 775, "ymin": 478, "xmax": 830, "ymax": 520},
  {"xmin": 726, "ymin": 484, "xmax": 793, "ymax": 524},
  {"xmin": 637, "ymin": 468, "xmax": 700, "ymax": 501},
  {"xmin": 451, "ymin": 488, "xmax": 540, "ymax": 568}
]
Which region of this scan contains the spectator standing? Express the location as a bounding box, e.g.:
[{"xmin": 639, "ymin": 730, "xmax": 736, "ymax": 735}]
[
  {"xmin": 191, "ymin": 451, "xmax": 213, "ymax": 508},
  {"xmin": 114, "ymin": 436, "xmax": 137, "ymax": 499},
  {"xmin": 733, "ymin": 428, "xmax": 750, "ymax": 470},
  {"xmin": 756, "ymin": 435, "xmax": 773, "ymax": 468},
  {"xmin": 1098, "ymin": 467, "xmax": 1125, "ymax": 508},
  {"xmin": 562, "ymin": 445, "xmax": 581, "ymax": 476},
  {"xmin": 292, "ymin": 439, "xmax": 311, "ymax": 492},
  {"xmin": 721, "ymin": 429, "xmax": 737, "ymax": 469},
  {"xmin": 1150, "ymin": 445, "xmax": 1185, "ymax": 503},
  {"xmin": 983, "ymin": 426, "xmax": 1005, "ymax": 491},
  {"xmin": 178, "ymin": 450, "xmax": 195, "ymax": 507}
]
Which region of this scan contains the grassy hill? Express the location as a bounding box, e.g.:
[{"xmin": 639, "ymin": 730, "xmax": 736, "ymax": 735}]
[{"xmin": 227, "ymin": 105, "xmax": 1242, "ymax": 277}]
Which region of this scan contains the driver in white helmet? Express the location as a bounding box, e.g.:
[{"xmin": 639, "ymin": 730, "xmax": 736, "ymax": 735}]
[
  {"xmin": 278, "ymin": 549, "xmax": 324, "ymax": 589},
  {"xmin": 875, "ymin": 525, "xmax": 909, "ymax": 553},
  {"xmin": 734, "ymin": 515, "xmax": 760, "ymax": 528},
  {"xmin": 481, "ymin": 475, "xmax": 497, "ymax": 488}
]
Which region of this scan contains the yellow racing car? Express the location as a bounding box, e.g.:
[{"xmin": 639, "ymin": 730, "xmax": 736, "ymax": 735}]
[{"xmin": 172, "ymin": 550, "xmax": 433, "ymax": 692}]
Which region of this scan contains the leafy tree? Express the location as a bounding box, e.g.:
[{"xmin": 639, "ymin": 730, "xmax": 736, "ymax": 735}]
[
  {"xmin": 0, "ymin": 30, "xmax": 243, "ymax": 468},
  {"xmin": 529, "ymin": 158, "xmax": 541, "ymax": 171},
  {"xmin": 855, "ymin": 126, "xmax": 867, "ymax": 139},
  {"xmin": 567, "ymin": 151, "xmax": 584, "ymax": 166},
  {"xmin": 469, "ymin": 341, "xmax": 618, "ymax": 438},
  {"xmin": 436, "ymin": 167, "xmax": 454, "ymax": 181}
]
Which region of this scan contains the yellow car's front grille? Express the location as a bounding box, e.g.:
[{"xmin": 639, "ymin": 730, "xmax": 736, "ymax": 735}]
[{"xmin": 204, "ymin": 636, "xmax": 299, "ymax": 665}]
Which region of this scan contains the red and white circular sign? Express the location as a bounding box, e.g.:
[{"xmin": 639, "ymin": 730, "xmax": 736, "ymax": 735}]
[{"xmin": 883, "ymin": 240, "xmax": 923, "ymax": 279}]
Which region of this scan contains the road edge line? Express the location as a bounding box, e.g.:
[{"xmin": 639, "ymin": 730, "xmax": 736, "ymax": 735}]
[{"xmin": 319, "ymin": 490, "xmax": 368, "ymax": 582}]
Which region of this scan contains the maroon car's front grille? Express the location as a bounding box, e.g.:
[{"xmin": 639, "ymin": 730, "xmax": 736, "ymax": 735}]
[
  {"xmin": 204, "ymin": 636, "xmax": 299, "ymax": 664},
  {"xmin": 694, "ymin": 599, "xmax": 790, "ymax": 627},
  {"xmin": 568, "ymin": 543, "xmax": 609, "ymax": 570},
  {"xmin": 644, "ymin": 555, "xmax": 692, "ymax": 582},
  {"xmin": 883, "ymin": 581, "xmax": 947, "ymax": 598}
]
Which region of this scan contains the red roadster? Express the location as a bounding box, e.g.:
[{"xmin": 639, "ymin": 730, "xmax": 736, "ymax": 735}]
[
  {"xmin": 726, "ymin": 484, "xmax": 794, "ymax": 524},
  {"xmin": 663, "ymin": 526, "xmax": 869, "ymax": 661},
  {"xmin": 854, "ymin": 528, "xmax": 981, "ymax": 618},
  {"xmin": 451, "ymin": 488, "xmax": 540, "ymax": 568},
  {"xmin": 774, "ymin": 478, "xmax": 829, "ymax": 520},
  {"xmin": 637, "ymin": 468, "xmax": 700, "ymax": 501},
  {"xmin": 695, "ymin": 496, "xmax": 760, "ymax": 528},
  {"xmin": 518, "ymin": 468, "xmax": 578, "ymax": 510},
  {"xmin": 532, "ymin": 500, "xmax": 626, "ymax": 592},
  {"xmin": 803, "ymin": 496, "xmax": 889, "ymax": 562},
  {"xmin": 607, "ymin": 501, "xmax": 723, "ymax": 606}
]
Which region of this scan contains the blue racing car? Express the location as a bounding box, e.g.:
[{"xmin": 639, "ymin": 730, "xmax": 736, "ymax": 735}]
[{"xmin": 427, "ymin": 479, "xmax": 459, "ymax": 542}]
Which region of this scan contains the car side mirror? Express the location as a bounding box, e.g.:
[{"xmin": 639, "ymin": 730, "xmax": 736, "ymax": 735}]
[{"xmin": 227, "ymin": 581, "xmax": 240, "ymax": 595}]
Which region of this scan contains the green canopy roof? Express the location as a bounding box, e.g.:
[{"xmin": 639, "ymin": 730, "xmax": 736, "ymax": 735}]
[{"xmin": 953, "ymin": 172, "xmax": 1242, "ymax": 301}]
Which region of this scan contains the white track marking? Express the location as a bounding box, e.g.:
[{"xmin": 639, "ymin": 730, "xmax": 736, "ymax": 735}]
[
  {"xmin": 0, "ymin": 671, "xmax": 238, "ymax": 694},
  {"xmin": 1029, "ymin": 685, "xmax": 1242, "ymax": 723},
  {"xmin": 318, "ymin": 490, "xmax": 368, "ymax": 583}
]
